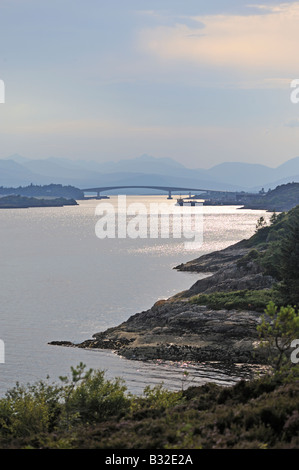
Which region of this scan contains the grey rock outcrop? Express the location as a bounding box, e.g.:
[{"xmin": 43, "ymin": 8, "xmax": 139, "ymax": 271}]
[
  {"xmin": 174, "ymin": 240, "xmax": 249, "ymax": 273},
  {"xmin": 50, "ymin": 300, "xmax": 267, "ymax": 364},
  {"xmin": 49, "ymin": 239, "xmax": 274, "ymax": 365},
  {"xmin": 173, "ymin": 241, "xmax": 275, "ymax": 298}
]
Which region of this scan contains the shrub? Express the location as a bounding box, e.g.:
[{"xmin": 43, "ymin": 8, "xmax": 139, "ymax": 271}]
[
  {"xmin": 0, "ymin": 364, "xmax": 130, "ymax": 438},
  {"xmin": 130, "ymin": 384, "xmax": 183, "ymax": 418},
  {"xmin": 59, "ymin": 363, "xmax": 130, "ymax": 425},
  {"xmin": 0, "ymin": 380, "xmax": 63, "ymax": 438},
  {"xmin": 236, "ymin": 249, "xmax": 261, "ymax": 269},
  {"xmin": 189, "ymin": 289, "xmax": 275, "ymax": 312}
]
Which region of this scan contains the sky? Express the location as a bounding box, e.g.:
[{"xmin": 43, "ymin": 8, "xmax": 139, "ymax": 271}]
[{"xmin": 1, "ymin": 0, "xmax": 299, "ymax": 168}]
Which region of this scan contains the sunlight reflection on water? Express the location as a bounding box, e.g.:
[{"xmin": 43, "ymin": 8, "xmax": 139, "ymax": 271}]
[{"xmin": 0, "ymin": 197, "xmax": 272, "ymax": 395}]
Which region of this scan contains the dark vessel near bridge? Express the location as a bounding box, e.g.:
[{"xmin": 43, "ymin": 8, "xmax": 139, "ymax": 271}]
[{"xmin": 175, "ymin": 197, "xmax": 204, "ymax": 207}]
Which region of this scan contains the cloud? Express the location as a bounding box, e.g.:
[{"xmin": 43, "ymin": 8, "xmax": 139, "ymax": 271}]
[{"xmin": 138, "ymin": 2, "xmax": 299, "ymax": 78}]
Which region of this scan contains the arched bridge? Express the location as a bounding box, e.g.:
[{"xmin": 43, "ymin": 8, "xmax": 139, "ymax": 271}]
[{"xmin": 81, "ymin": 185, "xmax": 225, "ymax": 199}]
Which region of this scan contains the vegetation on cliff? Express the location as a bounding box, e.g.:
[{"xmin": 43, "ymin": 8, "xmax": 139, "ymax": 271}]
[
  {"xmin": 189, "ymin": 289, "xmax": 275, "ymax": 312},
  {"xmin": 189, "ymin": 204, "xmax": 299, "ymax": 308},
  {"xmin": 242, "ymin": 204, "xmax": 299, "ymax": 306}
]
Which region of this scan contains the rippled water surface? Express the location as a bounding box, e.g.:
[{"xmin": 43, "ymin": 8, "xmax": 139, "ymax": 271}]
[{"xmin": 0, "ymin": 197, "xmax": 271, "ymax": 395}]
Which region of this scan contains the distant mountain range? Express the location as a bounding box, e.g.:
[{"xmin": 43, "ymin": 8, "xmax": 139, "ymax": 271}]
[{"xmin": 1, "ymin": 153, "xmax": 299, "ymax": 193}]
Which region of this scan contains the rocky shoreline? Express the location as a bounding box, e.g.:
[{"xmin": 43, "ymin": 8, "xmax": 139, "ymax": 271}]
[{"xmin": 49, "ymin": 238, "xmax": 274, "ymax": 366}]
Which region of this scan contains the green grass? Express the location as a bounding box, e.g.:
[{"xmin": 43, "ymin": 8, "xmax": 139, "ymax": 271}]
[{"xmin": 188, "ymin": 289, "xmax": 277, "ymax": 312}]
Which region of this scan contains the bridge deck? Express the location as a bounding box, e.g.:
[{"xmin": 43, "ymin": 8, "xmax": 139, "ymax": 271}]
[{"xmin": 82, "ymin": 185, "xmax": 227, "ymax": 194}]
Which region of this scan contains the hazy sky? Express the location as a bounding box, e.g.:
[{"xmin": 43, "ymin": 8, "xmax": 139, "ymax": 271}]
[{"xmin": 1, "ymin": 0, "xmax": 299, "ymax": 168}]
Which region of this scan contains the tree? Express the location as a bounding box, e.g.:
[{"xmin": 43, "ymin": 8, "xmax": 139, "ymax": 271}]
[
  {"xmin": 255, "ymin": 216, "xmax": 267, "ymax": 232},
  {"xmin": 257, "ymin": 302, "xmax": 299, "ymax": 371},
  {"xmin": 270, "ymin": 211, "xmax": 278, "ymax": 225},
  {"xmin": 278, "ymin": 210, "xmax": 299, "ymax": 305}
]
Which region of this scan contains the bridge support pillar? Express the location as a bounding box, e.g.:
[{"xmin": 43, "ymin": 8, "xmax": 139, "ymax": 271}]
[{"xmin": 167, "ymin": 190, "xmax": 173, "ymax": 200}]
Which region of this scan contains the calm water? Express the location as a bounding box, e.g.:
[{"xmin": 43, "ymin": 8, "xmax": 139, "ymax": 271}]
[{"xmin": 0, "ymin": 197, "xmax": 271, "ymax": 396}]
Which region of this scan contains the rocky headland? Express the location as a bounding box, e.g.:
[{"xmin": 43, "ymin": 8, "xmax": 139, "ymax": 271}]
[
  {"xmin": 50, "ymin": 237, "xmax": 275, "ymax": 366},
  {"xmin": 173, "ymin": 240, "xmax": 274, "ymax": 297}
]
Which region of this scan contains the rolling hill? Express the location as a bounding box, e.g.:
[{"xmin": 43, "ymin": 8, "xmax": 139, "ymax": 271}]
[{"xmin": 0, "ymin": 153, "xmax": 299, "ymax": 193}]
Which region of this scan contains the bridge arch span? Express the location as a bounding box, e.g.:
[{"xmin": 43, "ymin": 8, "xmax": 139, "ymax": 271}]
[{"xmin": 81, "ymin": 185, "xmax": 222, "ymax": 199}]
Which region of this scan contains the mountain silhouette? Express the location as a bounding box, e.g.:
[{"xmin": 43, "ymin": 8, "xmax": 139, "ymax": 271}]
[{"xmin": 0, "ymin": 154, "xmax": 299, "ymax": 192}]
